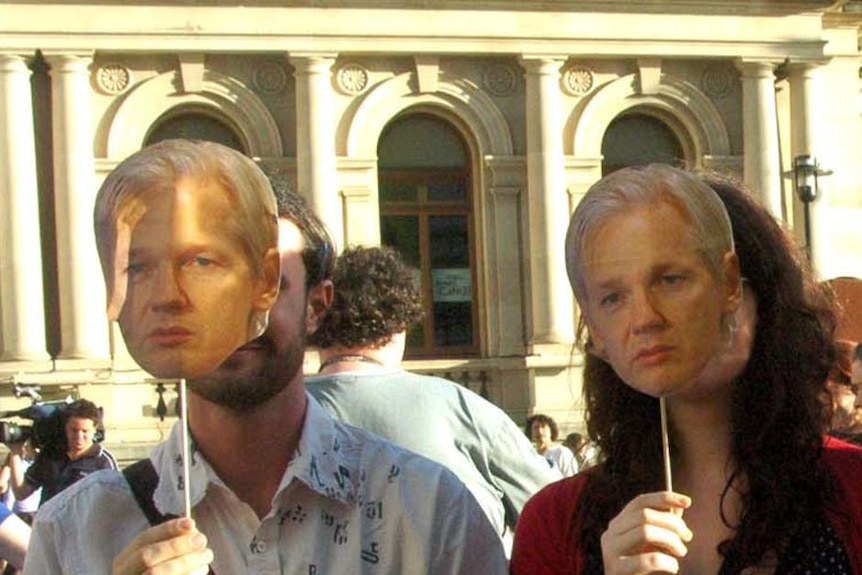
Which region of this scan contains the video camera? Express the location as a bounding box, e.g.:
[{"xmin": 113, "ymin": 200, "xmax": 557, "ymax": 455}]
[{"xmin": 0, "ymin": 385, "xmax": 75, "ymax": 456}]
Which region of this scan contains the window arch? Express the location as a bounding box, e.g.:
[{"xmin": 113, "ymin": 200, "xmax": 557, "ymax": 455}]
[{"xmin": 377, "ymin": 113, "xmax": 479, "ymax": 358}]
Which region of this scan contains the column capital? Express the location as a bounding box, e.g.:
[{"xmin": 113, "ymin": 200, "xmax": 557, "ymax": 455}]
[
  {"xmin": 0, "ymin": 52, "xmax": 36, "ymax": 63},
  {"xmin": 734, "ymin": 58, "xmax": 783, "ymax": 77},
  {"xmin": 519, "ymin": 56, "xmax": 566, "ymax": 74},
  {"xmin": 288, "ymin": 52, "xmax": 337, "ymax": 67},
  {"xmin": 0, "ymin": 53, "xmax": 31, "ymax": 73},
  {"xmin": 41, "ymin": 51, "xmax": 94, "ymax": 62},
  {"xmin": 785, "ymin": 59, "xmax": 829, "ymax": 78}
]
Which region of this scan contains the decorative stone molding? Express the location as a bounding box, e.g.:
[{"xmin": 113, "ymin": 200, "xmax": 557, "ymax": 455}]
[
  {"xmin": 336, "ymin": 62, "xmax": 369, "ymax": 95},
  {"xmin": 571, "ymin": 73, "xmax": 730, "ymax": 160},
  {"xmin": 702, "ymin": 63, "xmax": 736, "ymax": 99},
  {"xmin": 95, "ymin": 63, "xmax": 131, "ymax": 94},
  {"xmin": 561, "ymin": 65, "xmax": 594, "ymax": 96},
  {"xmin": 105, "ymin": 70, "xmax": 283, "ymax": 159},
  {"xmin": 345, "ymin": 72, "xmax": 513, "ymax": 157},
  {"xmin": 253, "ymin": 62, "xmax": 288, "ymax": 94},
  {"xmin": 482, "ymin": 62, "xmax": 517, "ymax": 97}
]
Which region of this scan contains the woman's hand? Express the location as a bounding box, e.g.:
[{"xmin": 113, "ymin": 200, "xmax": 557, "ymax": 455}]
[
  {"xmin": 601, "ymin": 491, "xmax": 693, "ymax": 575},
  {"xmin": 112, "ymin": 518, "xmax": 214, "ymax": 575}
]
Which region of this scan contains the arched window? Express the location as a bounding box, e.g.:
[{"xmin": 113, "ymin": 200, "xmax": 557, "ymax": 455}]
[
  {"xmin": 601, "ymin": 112, "xmax": 684, "ymax": 175},
  {"xmin": 145, "ymin": 110, "xmax": 246, "ymax": 153},
  {"xmin": 377, "ymin": 113, "xmax": 479, "ymax": 358}
]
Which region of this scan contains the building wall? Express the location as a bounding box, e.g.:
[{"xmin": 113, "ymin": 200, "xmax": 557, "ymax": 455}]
[{"xmin": 0, "ymin": 1, "xmax": 859, "ymax": 461}]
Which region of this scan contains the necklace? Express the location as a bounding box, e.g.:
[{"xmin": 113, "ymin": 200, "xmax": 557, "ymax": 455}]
[{"xmin": 318, "ymin": 354, "xmax": 384, "ymax": 373}]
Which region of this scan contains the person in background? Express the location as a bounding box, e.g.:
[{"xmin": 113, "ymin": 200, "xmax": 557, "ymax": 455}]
[
  {"xmin": 0, "ymin": 442, "xmax": 39, "ymax": 574},
  {"xmin": 0, "ymin": 441, "xmax": 40, "ymax": 526},
  {"xmin": 9, "ymin": 399, "xmax": 116, "ymax": 508},
  {"xmin": 525, "ymin": 414, "xmax": 578, "ymax": 478},
  {"xmin": 24, "ymin": 140, "xmax": 507, "ymax": 575},
  {"xmin": 0, "ymin": 507, "xmax": 29, "ymax": 573},
  {"xmin": 307, "ymin": 245, "xmax": 560, "ymax": 555},
  {"xmin": 826, "ymin": 339, "xmax": 862, "ymax": 445},
  {"xmin": 511, "ymin": 164, "xmax": 862, "ymax": 574},
  {"xmin": 562, "ymin": 432, "xmax": 599, "ymax": 471}
]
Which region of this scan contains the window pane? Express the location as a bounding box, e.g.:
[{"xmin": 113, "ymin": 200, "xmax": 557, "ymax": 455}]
[
  {"xmin": 430, "ymin": 216, "xmax": 469, "ymax": 267},
  {"xmin": 429, "ymin": 216, "xmax": 473, "ymax": 346},
  {"xmin": 379, "ymin": 178, "xmax": 418, "ymax": 202},
  {"xmin": 381, "ymin": 216, "xmax": 424, "ymax": 348},
  {"xmin": 380, "ymin": 216, "xmax": 420, "ymax": 268},
  {"xmin": 601, "ymin": 113, "xmax": 683, "ymax": 175},
  {"xmin": 427, "ymin": 179, "xmax": 466, "ymax": 202},
  {"xmin": 378, "ymin": 115, "xmax": 467, "ymax": 169},
  {"xmin": 146, "ymin": 112, "xmax": 245, "ymax": 152},
  {"xmin": 433, "ymin": 303, "xmax": 473, "ymax": 346}
]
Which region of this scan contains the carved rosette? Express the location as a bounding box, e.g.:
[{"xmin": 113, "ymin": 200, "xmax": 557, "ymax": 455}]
[
  {"xmin": 253, "ymin": 62, "xmax": 288, "ymax": 95},
  {"xmin": 561, "ymin": 65, "xmax": 594, "ymax": 96},
  {"xmin": 95, "ymin": 63, "xmax": 131, "ymax": 95},
  {"xmin": 482, "ymin": 63, "xmax": 517, "ymax": 97},
  {"xmin": 702, "ymin": 64, "xmax": 735, "ymax": 99},
  {"xmin": 336, "ymin": 63, "xmax": 369, "ymax": 95}
]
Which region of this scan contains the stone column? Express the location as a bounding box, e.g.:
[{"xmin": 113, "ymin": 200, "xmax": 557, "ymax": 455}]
[
  {"xmin": 0, "ymin": 54, "xmax": 50, "ymax": 362},
  {"xmin": 788, "ymin": 62, "xmax": 827, "ymax": 275},
  {"xmin": 737, "ymin": 59, "xmax": 783, "ymax": 219},
  {"xmin": 290, "ymin": 54, "xmax": 342, "ymax": 247},
  {"xmin": 522, "ymin": 57, "xmax": 574, "ymax": 347},
  {"xmin": 45, "ymin": 53, "xmax": 109, "ymax": 361}
]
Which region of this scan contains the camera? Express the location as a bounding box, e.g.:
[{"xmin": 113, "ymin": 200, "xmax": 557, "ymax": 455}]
[{"xmin": 0, "ymin": 385, "xmax": 74, "ymax": 456}]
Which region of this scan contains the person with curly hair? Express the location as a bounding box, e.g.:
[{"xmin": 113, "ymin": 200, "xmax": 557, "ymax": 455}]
[
  {"xmin": 307, "ymin": 245, "xmax": 560, "ymax": 555},
  {"xmin": 511, "ymin": 164, "xmax": 862, "ymax": 575},
  {"xmin": 525, "ymin": 414, "xmax": 578, "ymax": 477},
  {"xmin": 309, "ymin": 245, "xmax": 424, "ymax": 361}
]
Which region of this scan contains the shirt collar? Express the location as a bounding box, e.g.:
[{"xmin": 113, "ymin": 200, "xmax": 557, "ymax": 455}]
[
  {"xmin": 282, "ymin": 394, "xmax": 358, "ymax": 506},
  {"xmin": 151, "ymin": 392, "xmax": 357, "ymax": 517}
]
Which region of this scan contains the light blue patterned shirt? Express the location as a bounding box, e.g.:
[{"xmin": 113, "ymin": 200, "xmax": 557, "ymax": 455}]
[{"xmin": 25, "ymin": 394, "xmax": 507, "ymax": 574}]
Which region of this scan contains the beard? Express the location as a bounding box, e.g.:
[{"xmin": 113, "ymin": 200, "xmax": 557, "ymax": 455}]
[{"xmin": 187, "ymin": 320, "xmax": 307, "ymax": 412}]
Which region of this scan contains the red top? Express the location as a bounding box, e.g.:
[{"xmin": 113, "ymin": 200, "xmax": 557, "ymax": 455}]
[{"xmin": 511, "ymin": 437, "xmax": 862, "ymax": 575}]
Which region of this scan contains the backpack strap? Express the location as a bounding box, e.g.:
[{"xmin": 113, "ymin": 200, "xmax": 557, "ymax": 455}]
[
  {"xmin": 123, "ymin": 459, "xmax": 177, "ymax": 525},
  {"xmin": 123, "ymin": 459, "xmax": 216, "ymax": 575}
]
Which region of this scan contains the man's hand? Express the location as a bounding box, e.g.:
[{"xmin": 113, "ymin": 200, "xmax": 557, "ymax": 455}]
[{"xmin": 112, "ymin": 518, "xmax": 213, "ymax": 575}]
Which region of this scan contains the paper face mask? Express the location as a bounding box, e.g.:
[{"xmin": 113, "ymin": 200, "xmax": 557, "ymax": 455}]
[{"xmin": 96, "ymin": 141, "xmax": 280, "ymax": 380}]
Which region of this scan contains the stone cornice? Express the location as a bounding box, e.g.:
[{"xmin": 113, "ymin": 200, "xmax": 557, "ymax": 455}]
[
  {"xmin": 0, "ymin": 6, "xmax": 829, "ymax": 60},
  {"xmin": 2, "ymin": 0, "xmax": 837, "ymax": 14}
]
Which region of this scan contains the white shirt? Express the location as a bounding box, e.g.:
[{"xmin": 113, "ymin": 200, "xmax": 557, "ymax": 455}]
[
  {"xmin": 543, "ymin": 444, "xmax": 578, "ymax": 477},
  {"xmin": 24, "ymin": 394, "xmax": 507, "ymax": 575}
]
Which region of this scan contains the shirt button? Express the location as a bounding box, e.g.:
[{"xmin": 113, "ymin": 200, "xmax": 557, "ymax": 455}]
[{"xmin": 251, "ymin": 540, "xmax": 267, "ymax": 553}]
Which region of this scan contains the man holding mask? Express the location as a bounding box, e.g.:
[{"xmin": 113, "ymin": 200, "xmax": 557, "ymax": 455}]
[{"xmin": 23, "ymin": 139, "xmax": 506, "ymax": 575}]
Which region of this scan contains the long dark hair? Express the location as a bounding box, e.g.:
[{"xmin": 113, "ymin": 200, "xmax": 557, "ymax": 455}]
[{"xmin": 574, "ymin": 171, "xmax": 836, "ymax": 573}]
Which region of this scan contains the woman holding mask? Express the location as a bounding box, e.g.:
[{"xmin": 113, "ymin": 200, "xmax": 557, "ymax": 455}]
[{"xmin": 511, "ymin": 165, "xmax": 862, "ymax": 575}]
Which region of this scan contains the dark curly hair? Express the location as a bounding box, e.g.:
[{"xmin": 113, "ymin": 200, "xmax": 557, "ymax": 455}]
[
  {"xmin": 572, "ymin": 169, "xmax": 837, "ymax": 573},
  {"xmin": 525, "ymin": 414, "xmax": 560, "ymax": 442},
  {"xmin": 262, "ymin": 167, "xmax": 336, "ymax": 289},
  {"xmin": 62, "ymin": 398, "xmax": 102, "ymax": 425},
  {"xmin": 308, "ymin": 245, "xmax": 423, "ymax": 348}
]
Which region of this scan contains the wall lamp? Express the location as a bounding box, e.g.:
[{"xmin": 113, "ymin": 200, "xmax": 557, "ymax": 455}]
[{"xmin": 791, "ymin": 154, "xmax": 832, "ymax": 262}]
